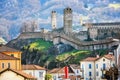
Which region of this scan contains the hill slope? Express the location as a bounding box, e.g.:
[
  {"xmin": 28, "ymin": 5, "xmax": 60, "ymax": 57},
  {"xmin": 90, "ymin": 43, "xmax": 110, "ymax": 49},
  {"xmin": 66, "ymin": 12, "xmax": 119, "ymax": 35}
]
[{"xmin": 7, "ymin": 38, "xmax": 107, "ymax": 69}]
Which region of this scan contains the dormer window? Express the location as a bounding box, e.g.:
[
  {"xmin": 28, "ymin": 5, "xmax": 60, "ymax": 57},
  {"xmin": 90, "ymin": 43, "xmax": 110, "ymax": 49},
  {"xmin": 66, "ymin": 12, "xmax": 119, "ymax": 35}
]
[
  {"xmin": 103, "ymin": 59, "xmax": 105, "ymax": 61},
  {"xmin": 11, "ymin": 54, "xmax": 14, "ymax": 57}
]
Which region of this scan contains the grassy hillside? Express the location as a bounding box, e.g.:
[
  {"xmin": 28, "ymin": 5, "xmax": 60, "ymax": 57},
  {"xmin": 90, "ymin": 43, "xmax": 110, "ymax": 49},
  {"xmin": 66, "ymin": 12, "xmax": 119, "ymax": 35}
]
[
  {"xmin": 7, "ymin": 38, "xmax": 108, "ymax": 69},
  {"xmin": 25, "ymin": 39, "xmax": 53, "ymax": 52},
  {"xmin": 56, "ymin": 49, "xmax": 91, "ymax": 63}
]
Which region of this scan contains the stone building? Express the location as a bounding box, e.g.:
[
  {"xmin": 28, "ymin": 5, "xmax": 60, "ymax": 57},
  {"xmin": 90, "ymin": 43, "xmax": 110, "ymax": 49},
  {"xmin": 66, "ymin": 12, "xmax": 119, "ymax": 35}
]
[
  {"xmin": 18, "ymin": 7, "xmax": 120, "ymax": 51},
  {"xmin": 51, "ymin": 11, "xmax": 57, "ymax": 30},
  {"xmin": 83, "ymin": 22, "xmax": 120, "ymax": 40}
]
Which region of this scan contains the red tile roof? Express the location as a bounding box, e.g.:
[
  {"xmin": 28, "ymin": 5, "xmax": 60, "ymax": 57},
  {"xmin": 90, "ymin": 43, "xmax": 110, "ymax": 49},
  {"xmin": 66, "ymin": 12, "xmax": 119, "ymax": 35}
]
[
  {"xmin": 0, "ymin": 52, "xmax": 19, "ymax": 60},
  {"xmin": 81, "ymin": 54, "xmax": 114, "ymax": 62},
  {"xmin": 81, "ymin": 57, "xmax": 98, "ymax": 62},
  {"xmin": 22, "ymin": 65, "xmax": 45, "ymax": 70},
  {"xmin": 0, "ymin": 45, "xmax": 20, "ymax": 52},
  {"xmin": 49, "ymin": 66, "xmax": 74, "ymax": 74},
  {"xmin": 104, "ymin": 54, "xmax": 114, "ymax": 60},
  {"xmin": 69, "ymin": 64, "xmax": 80, "ymax": 69},
  {"xmin": 0, "ymin": 68, "xmax": 37, "ymax": 79}
]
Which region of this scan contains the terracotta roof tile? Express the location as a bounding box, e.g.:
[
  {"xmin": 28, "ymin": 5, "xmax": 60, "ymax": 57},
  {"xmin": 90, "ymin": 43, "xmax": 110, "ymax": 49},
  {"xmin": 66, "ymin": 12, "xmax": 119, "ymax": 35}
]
[
  {"xmin": 0, "ymin": 68, "xmax": 36, "ymax": 79},
  {"xmin": 49, "ymin": 66, "xmax": 74, "ymax": 74},
  {"xmin": 69, "ymin": 64, "xmax": 80, "ymax": 69},
  {"xmin": 22, "ymin": 65, "xmax": 45, "ymax": 70},
  {"xmin": 0, "ymin": 52, "xmax": 19, "ymax": 60},
  {"xmin": 104, "ymin": 54, "xmax": 114, "ymax": 60},
  {"xmin": 81, "ymin": 57, "xmax": 98, "ymax": 62},
  {"xmin": 0, "ymin": 45, "xmax": 19, "ymax": 52}
]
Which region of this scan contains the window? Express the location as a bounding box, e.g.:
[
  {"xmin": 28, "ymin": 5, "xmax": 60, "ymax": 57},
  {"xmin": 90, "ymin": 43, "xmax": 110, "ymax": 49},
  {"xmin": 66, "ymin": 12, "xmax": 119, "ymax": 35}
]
[
  {"xmin": 29, "ymin": 72, "xmax": 32, "ymax": 75},
  {"xmin": 103, "ymin": 59, "xmax": 105, "ymax": 61},
  {"xmin": 8, "ymin": 63, "xmax": 10, "ymax": 68},
  {"xmin": 39, "ymin": 72, "xmax": 43, "ymax": 77},
  {"xmin": 77, "ymin": 70, "xmax": 79, "ymax": 73},
  {"xmin": 96, "ymin": 72, "xmax": 99, "ymax": 76},
  {"xmin": 103, "ymin": 63, "xmax": 106, "ymax": 70},
  {"xmin": 2, "ymin": 63, "xmax": 4, "ymax": 68},
  {"xmin": 96, "ymin": 64, "xmax": 98, "ymax": 69},
  {"xmin": 82, "ymin": 64, "xmax": 84, "ymax": 69},
  {"xmin": 89, "ymin": 64, "xmax": 92, "ymax": 69},
  {"xmin": 89, "ymin": 72, "xmax": 92, "ymax": 76},
  {"xmin": 11, "ymin": 54, "xmax": 14, "ymax": 57}
]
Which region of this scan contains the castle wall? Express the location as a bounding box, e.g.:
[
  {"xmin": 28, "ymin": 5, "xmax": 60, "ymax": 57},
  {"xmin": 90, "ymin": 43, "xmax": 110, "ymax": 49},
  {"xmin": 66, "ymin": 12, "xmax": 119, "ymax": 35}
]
[
  {"xmin": 53, "ymin": 34, "xmax": 119, "ymax": 51},
  {"xmin": 88, "ymin": 22, "xmax": 120, "ymax": 39},
  {"xmin": 17, "ymin": 32, "xmax": 45, "ymax": 39}
]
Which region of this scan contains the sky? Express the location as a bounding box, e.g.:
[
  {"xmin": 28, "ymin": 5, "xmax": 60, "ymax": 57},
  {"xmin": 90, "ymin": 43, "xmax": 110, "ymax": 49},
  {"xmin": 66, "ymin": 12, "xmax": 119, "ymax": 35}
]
[{"xmin": 0, "ymin": 0, "xmax": 120, "ymax": 40}]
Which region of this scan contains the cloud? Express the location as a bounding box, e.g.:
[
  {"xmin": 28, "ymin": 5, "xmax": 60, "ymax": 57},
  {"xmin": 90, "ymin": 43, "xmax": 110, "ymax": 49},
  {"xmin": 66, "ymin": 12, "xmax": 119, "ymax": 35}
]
[{"xmin": 109, "ymin": 3, "xmax": 120, "ymax": 9}]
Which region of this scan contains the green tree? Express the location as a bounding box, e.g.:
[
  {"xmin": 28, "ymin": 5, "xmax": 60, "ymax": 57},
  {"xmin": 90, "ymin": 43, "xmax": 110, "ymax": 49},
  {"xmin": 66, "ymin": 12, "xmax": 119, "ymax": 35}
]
[{"xmin": 45, "ymin": 74, "xmax": 52, "ymax": 80}]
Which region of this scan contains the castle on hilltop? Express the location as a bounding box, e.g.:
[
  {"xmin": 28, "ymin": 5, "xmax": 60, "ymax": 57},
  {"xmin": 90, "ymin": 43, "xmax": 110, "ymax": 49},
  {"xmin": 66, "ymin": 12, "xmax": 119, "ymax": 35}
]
[{"xmin": 17, "ymin": 7, "xmax": 120, "ymax": 51}]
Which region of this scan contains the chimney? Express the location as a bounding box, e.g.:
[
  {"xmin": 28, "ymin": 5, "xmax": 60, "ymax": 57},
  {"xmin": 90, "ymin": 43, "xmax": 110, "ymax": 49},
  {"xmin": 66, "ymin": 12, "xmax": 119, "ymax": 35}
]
[{"xmin": 96, "ymin": 54, "xmax": 99, "ymax": 58}]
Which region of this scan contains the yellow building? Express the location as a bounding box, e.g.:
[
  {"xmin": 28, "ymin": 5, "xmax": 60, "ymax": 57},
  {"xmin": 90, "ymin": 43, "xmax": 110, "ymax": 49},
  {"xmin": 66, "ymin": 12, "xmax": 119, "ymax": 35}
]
[{"xmin": 0, "ymin": 45, "xmax": 22, "ymax": 70}]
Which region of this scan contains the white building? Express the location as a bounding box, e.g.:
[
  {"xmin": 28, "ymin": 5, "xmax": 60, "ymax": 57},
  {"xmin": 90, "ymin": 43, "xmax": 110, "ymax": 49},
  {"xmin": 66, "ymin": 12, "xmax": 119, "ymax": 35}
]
[
  {"xmin": 0, "ymin": 68, "xmax": 36, "ymax": 80},
  {"xmin": 22, "ymin": 64, "xmax": 46, "ymax": 80},
  {"xmin": 116, "ymin": 43, "xmax": 120, "ymax": 80},
  {"xmin": 80, "ymin": 54, "xmax": 115, "ymax": 80}
]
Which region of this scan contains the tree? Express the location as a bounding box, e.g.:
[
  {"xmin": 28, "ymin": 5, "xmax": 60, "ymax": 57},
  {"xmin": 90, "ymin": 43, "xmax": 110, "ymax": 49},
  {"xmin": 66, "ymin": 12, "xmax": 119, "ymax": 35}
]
[
  {"xmin": 45, "ymin": 74, "xmax": 52, "ymax": 80},
  {"xmin": 105, "ymin": 66, "xmax": 118, "ymax": 80}
]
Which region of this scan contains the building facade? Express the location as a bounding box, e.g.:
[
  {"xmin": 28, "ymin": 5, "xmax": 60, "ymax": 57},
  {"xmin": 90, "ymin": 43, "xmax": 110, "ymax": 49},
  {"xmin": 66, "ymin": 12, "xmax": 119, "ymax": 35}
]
[
  {"xmin": 80, "ymin": 54, "xmax": 115, "ymax": 80},
  {"xmin": 22, "ymin": 65, "xmax": 46, "ymax": 80},
  {"xmin": 0, "ymin": 45, "xmax": 22, "ymax": 70}
]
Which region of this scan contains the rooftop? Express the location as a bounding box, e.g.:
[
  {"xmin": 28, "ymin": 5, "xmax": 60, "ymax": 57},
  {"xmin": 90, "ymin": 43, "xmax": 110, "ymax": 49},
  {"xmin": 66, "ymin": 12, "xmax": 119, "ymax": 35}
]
[
  {"xmin": 81, "ymin": 54, "xmax": 114, "ymax": 62},
  {"xmin": 69, "ymin": 64, "xmax": 80, "ymax": 69},
  {"xmin": 49, "ymin": 66, "xmax": 74, "ymax": 74},
  {"xmin": 0, "ymin": 52, "xmax": 19, "ymax": 60},
  {"xmin": 81, "ymin": 57, "xmax": 98, "ymax": 62},
  {"xmin": 0, "ymin": 68, "xmax": 36, "ymax": 79},
  {"xmin": 22, "ymin": 64, "xmax": 45, "ymax": 70},
  {"xmin": 0, "ymin": 45, "xmax": 20, "ymax": 52}
]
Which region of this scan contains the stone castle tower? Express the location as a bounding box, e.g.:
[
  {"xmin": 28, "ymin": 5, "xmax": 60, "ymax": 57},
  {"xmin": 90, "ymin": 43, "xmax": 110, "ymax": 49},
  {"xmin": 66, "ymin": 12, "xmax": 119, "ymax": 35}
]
[
  {"xmin": 64, "ymin": 7, "xmax": 73, "ymax": 34},
  {"xmin": 51, "ymin": 11, "xmax": 57, "ymax": 30}
]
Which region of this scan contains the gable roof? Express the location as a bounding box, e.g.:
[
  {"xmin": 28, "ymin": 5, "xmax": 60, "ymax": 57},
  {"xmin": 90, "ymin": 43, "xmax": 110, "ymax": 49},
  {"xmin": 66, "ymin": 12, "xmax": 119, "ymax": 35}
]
[
  {"xmin": 69, "ymin": 64, "xmax": 80, "ymax": 69},
  {"xmin": 81, "ymin": 57, "xmax": 98, "ymax": 62},
  {"xmin": 0, "ymin": 68, "xmax": 37, "ymax": 79},
  {"xmin": 49, "ymin": 66, "xmax": 74, "ymax": 74},
  {"xmin": 22, "ymin": 64, "xmax": 45, "ymax": 70},
  {"xmin": 0, "ymin": 45, "xmax": 19, "ymax": 52},
  {"xmin": 80, "ymin": 54, "xmax": 114, "ymax": 62},
  {"xmin": 104, "ymin": 54, "xmax": 114, "ymax": 60},
  {"xmin": 0, "ymin": 52, "xmax": 19, "ymax": 60}
]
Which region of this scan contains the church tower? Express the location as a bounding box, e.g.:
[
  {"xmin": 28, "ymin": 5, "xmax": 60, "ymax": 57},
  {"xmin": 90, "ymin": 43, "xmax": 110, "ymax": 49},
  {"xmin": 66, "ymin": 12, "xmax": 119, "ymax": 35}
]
[
  {"xmin": 64, "ymin": 7, "xmax": 73, "ymax": 34},
  {"xmin": 51, "ymin": 11, "xmax": 57, "ymax": 30}
]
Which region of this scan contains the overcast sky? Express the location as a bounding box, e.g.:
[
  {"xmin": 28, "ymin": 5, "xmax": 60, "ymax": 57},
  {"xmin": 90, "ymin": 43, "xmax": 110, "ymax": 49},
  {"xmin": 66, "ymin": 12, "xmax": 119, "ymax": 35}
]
[{"xmin": 0, "ymin": 0, "xmax": 120, "ymax": 40}]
